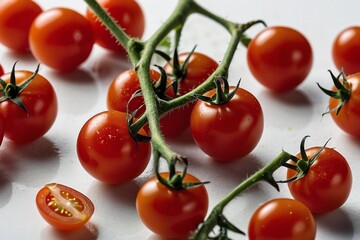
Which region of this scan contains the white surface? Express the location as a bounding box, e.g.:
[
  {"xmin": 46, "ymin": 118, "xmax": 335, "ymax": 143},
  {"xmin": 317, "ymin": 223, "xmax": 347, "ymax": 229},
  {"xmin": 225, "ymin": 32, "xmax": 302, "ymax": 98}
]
[{"xmin": 1, "ymin": 0, "xmax": 360, "ymax": 239}]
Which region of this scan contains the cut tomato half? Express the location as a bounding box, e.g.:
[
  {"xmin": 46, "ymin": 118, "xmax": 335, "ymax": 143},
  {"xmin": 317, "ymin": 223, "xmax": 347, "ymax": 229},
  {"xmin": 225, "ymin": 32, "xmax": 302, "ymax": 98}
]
[{"xmin": 36, "ymin": 183, "xmax": 94, "ymax": 231}]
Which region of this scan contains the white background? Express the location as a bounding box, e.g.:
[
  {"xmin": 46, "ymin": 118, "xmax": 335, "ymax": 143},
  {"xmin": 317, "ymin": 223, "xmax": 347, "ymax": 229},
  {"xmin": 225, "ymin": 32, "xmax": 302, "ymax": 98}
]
[{"xmin": 1, "ymin": 0, "xmax": 360, "ymax": 239}]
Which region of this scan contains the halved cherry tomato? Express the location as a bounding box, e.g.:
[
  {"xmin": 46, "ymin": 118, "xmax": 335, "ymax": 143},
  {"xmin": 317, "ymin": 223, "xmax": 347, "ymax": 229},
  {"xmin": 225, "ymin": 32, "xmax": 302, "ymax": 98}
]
[
  {"xmin": 332, "ymin": 26, "xmax": 360, "ymax": 75},
  {"xmin": 36, "ymin": 183, "xmax": 94, "ymax": 231},
  {"xmin": 0, "ymin": 0, "xmax": 42, "ymax": 52},
  {"xmin": 136, "ymin": 172, "xmax": 209, "ymax": 238},
  {"xmin": 77, "ymin": 110, "xmax": 151, "ymax": 184},
  {"xmin": 287, "ymin": 147, "xmax": 352, "ymax": 214},
  {"xmin": 247, "ymin": 26, "xmax": 313, "ymax": 92},
  {"xmin": 29, "ymin": 8, "xmax": 94, "ymax": 71},
  {"xmin": 86, "ymin": 0, "xmax": 145, "ymax": 54},
  {"xmin": 248, "ymin": 198, "xmax": 316, "ymax": 240}
]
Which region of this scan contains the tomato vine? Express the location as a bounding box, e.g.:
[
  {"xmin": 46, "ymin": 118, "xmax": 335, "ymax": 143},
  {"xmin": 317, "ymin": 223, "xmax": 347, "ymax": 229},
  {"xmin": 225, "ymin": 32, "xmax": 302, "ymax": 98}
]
[{"xmin": 83, "ymin": 0, "xmax": 339, "ymax": 239}]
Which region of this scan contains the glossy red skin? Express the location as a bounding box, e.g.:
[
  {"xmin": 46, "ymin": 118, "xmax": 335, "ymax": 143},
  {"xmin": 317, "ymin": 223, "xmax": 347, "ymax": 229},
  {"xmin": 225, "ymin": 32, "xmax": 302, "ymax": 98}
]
[
  {"xmin": 77, "ymin": 110, "xmax": 151, "ymax": 184},
  {"xmin": 248, "ymin": 198, "xmax": 316, "ymax": 240},
  {"xmin": 86, "ymin": 0, "xmax": 145, "ymax": 54},
  {"xmin": 0, "ymin": 64, "xmax": 3, "ymax": 76},
  {"xmin": 107, "ymin": 69, "xmax": 160, "ymax": 116},
  {"xmin": 287, "ymin": 147, "xmax": 352, "ymax": 214},
  {"xmin": 328, "ymin": 73, "xmax": 360, "ymax": 138},
  {"xmin": 29, "ymin": 8, "xmax": 94, "ymax": 71},
  {"xmin": 136, "ymin": 172, "xmax": 209, "ymax": 238},
  {"xmin": 247, "ymin": 26, "xmax": 313, "ymax": 92},
  {"xmin": 162, "ymin": 52, "xmax": 219, "ymax": 137},
  {"xmin": 0, "ymin": 71, "xmax": 58, "ymax": 144},
  {"xmin": 0, "ymin": 0, "xmax": 42, "ymax": 52},
  {"xmin": 332, "ymin": 26, "xmax": 360, "ymax": 75},
  {"xmin": 0, "ymin": 117, "xmax": 4, "ymax": 145},
  {"xmin": 190, "ymin": 87, "xmax": 263, "ymax": 161},
  {"xmin": 36, "ymin": 183, "xmax": 94, "ymax": 231}
]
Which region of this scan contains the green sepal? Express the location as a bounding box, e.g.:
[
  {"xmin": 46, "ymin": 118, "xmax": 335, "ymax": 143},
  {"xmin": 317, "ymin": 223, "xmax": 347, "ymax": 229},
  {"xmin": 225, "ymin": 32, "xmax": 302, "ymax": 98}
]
[
  {"xmin": 0, "ymin": 62, "xmax": 40, "ymax": 114},
  {"xmin": 318, "ymin": 70, "xmax": 351, "ymax": 115}
]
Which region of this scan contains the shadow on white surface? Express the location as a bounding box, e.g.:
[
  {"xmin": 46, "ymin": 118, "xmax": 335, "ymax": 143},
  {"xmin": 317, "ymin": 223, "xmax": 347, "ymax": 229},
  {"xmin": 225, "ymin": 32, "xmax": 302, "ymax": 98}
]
[
  {"xmin": 0, "ymin": 137, "xmax": 60, "ymax": 188},
  {"xmin": 40, "ymin": 222, "xmax": 99, "ymax": 240},
  {"xmin": 315, "ymin": 207, "xmax": 354, "ymax": 239}
]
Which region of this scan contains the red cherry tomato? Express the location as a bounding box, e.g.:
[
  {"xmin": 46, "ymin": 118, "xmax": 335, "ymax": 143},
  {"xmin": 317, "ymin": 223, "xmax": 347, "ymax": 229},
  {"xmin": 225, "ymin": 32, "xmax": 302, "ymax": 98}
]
[
  {"xmin": 287, "ymin": 147, "xmax": 352, "ymax": 214},
  {"xmin": 0, "ymin": 64, "xmax": 3, "ymax": 76},
  {"xmin": 77, "ymin": 110, "xmax": 151, "ymax": 184},
  {"xmin": 247, "ymin": 26, "xmax": 313, "ymax": 92},
  {"xmin": 36, "ymin": 183, "xmax": 94, "ymax": 231},
  {"xmin": 0, "ymin": 69, "xmax": 58, "ymax": 144},
  {"xmin": 29, "ymin": 8, "xmax": 94, "ymax": 71},
  {"xmin": 328, "ymin": 73, "xmax": 360, "ymax": 138},
  {"xmin": 0, "ymin": 0, "xmax": 42, "ymax": 52},
  {"xmin": 162, "ymin": 52, "xmax": 219, "ymax": 137},
  {"xmin": 248, "ymin": 198, "xmax": 316, "ymax": 240},
  {"xmin": 190, "ymin": 87, "xmax": 263, "ymax": 161},
  {"xmin": 136, "ymin": 172, "xmax": 209, "ymax": 238},
  {"xmin": 107, "ymin": 69, "xmax": 160, "ymax": 117},
  {"xmin": 0, "ymin": 117, "xmax": 4, "ymax": 146},
  {"xmin": 86, "ymin": 0, "xmax": 145, "ymax": 54},
  {"xmin": 332, "ymin": 26, "xmax": 360, "ymax": 75}
]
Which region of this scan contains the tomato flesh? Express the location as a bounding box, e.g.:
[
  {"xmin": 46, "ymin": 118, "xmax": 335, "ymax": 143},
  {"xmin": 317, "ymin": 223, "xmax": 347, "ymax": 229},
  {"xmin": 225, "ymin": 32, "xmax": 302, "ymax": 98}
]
[{"xmin": 36, "ymin": 183, "xmax": 94, "ymax": 231}]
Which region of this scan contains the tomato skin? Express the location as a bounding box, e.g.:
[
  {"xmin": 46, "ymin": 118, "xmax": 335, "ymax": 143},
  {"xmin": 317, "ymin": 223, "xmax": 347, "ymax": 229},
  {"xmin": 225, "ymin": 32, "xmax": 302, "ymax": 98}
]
[
  {"xmin": 0, "ymin": 71, "xmax": 58, "ymax": 144},
  {"xmin": 0, "ymin": 64, "xmax": 3, "ymax": 76},
  {"xmin": 248, "ymin": 198, "xmax": 316, "ymax": 240},
  {"xmin": 77, "ymin": 110, "xmax": 151, "ymax": 184},
  {"xmin": 0, "ymin": 117, "xmax": 4, "ymax": 146},
  {"xmin": 0, "ymin": 0, "xmax": 42, "ymax": 52},
  {"xmin": 36, "ymin": 183, "xmax": 94, "ymax": 231},
  {"xmin": 107, "ymin": 69, "xmax": 161, "ymax": 116},
  {"xmin": 332, "ymin": 26, "xmax": 360, "ymax": 75},
  {"xmin": 328, "ymin": 73, "xmax": 360, "ymax": 138},
  {"xmin": 136, "ymin": 172, "xmax": 208, "ymax": 238},
  {"xmin": 247, "ymin": 26, "xmax": 313, "ymax": 92},
  {"xmin": 162, "ymin": 52, "xmax": 219, "ymax": 137},
  {"xmin": 29, "ymin": 8, "xmax": 94, "ymax": 71},
  {"xmin": 86, "ymin": 0, "xmax": 145, "ymax": 54},
  {"xmin": 190, "ymin": 87, "xmax": 263, "ymax": 161},
  {"xmin": 287, "ymin": 147, "xmax": 352, "ymax": 214}
]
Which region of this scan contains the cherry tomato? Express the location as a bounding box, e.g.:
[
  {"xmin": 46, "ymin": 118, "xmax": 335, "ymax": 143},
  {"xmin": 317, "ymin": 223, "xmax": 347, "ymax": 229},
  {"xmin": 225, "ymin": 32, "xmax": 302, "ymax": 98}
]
[
  {"xmin": 247, "ymin": 26, "xmax": 313, "ymax": 92},
  {"xmin": 86, "ymin": 0, "xmax": 145, "ymax": 54},
  {"xmin": 0, "ymin": 0, "xmax": 42, "ymax": 52},
  {"xmin": 190, "ymin": 86, "xmax": 263, "ymax": 161},
  {"xmin": 107, "ymin": 69, "xmax": 160, "ymax": 117},
  {"xmin": 29, "ymin": 8, "xmax": 94, "ymax": 71},
  {"xmin": 77, "ymin": 110, "xmax": 151, "ymax": 184},
  {"xmin": 136, "ymin": 172, "xmax": 208, "ymax": 238},
  {"xmin": 328, "ymin": 73, "xmax": 360, "ymax": 138},
  {"xmin": 248, "ymin": 198, "xmax": 316, "ymax": 240},
  {"xmin": 36, "ymin": 183, "xmax": 94, "ymax": 231},
  {"xmin": 287, "ymin": 147, "xmax": 352, "ymax": 214},
  {"xmin": 332, "ymin": 26, "xmax": 360, "ymax": 75},
  {"xmin": 0, "ymin": 64, "xmax": 3, "ymax": 76},
  {"xmin": 162, "ymin": 52, "xmax": 219, "ymax": 137},
  {"xmin": 0, "ymin": 69, "xmax": 58, "ymax": 144},
  {"xmin": 0, "ymin": 117, "xmax": 4, "ymax": 146}
]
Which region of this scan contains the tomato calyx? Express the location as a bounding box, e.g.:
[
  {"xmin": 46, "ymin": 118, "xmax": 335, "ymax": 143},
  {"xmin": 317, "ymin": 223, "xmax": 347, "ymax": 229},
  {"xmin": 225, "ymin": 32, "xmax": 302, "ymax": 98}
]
[
  {"xmin": 154, "ymin": 150, "xmax": 209, "ymax": 190},
  {"xmin": 195, "ymin": 77, "xmax": 239, "ymax": 105},
  {"xmin": 0, "ymin": 62, "xmax": 40, "ymax": 114},
  {"xmin": 279, "ymin": 136, "xmax": 330, "ymax": 183},
  {"xmin": 318, "ymin": 69, "xmax": 351, "ymax": 115}
]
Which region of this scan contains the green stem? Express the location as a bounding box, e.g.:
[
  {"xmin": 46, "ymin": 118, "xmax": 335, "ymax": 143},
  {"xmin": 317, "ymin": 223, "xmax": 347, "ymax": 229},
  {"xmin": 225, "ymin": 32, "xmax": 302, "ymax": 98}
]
[
  {"xmin": 84, "ymin": 0, "xmax": 132, "ymax": 52},
  {"xmin": 192, "ymin": 150, "xmax": 293, "ymax": 239}
]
